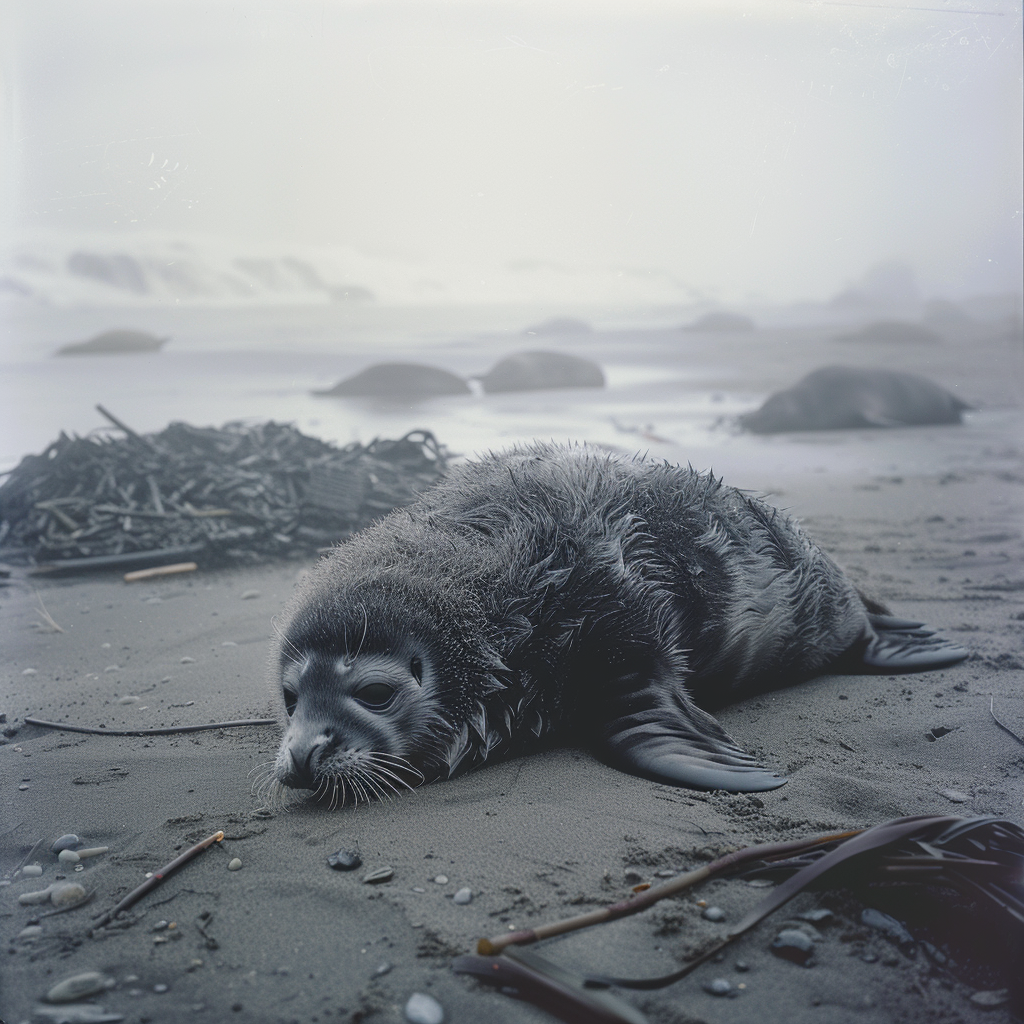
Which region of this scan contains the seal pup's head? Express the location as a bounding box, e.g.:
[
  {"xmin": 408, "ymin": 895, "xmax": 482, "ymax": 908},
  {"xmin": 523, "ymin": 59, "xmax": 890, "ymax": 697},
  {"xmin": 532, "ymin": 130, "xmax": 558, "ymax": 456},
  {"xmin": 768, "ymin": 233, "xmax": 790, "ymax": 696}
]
[{"xmin": 259, "ymin": 517, "xmax": 510, "ymax": 808}]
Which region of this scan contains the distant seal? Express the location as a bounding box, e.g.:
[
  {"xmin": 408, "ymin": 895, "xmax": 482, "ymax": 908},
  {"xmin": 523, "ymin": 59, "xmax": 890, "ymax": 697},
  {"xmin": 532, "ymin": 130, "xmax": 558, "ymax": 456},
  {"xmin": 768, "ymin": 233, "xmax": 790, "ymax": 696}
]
[
  {"xmin": 314, "ymin": 362, "xmax": 469, "ymax": 400},
  {"xmin": 739, "ymin": 365, "xmax": 970, "ymax": 434},
  {"xmin": 477, "ymin": 350, "xmax": 605, "ymax": 394},
  {"xmin": 267, "ymin": 443, "xmax": 966, "ymax": 805}
]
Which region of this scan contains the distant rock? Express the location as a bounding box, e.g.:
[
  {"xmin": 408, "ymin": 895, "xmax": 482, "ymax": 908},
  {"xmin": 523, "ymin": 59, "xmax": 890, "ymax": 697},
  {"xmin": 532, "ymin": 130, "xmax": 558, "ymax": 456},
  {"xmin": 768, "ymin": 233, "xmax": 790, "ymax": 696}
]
[
  {"xmin": 835, "ymin": 321, "xmax": 942, "ymax": 345},
  {"xmin": 522, "ymin": 317, "xmax": 593, "ymax": 336},
  {"xmin": 739, "ymin": 365, "xmax": 970, "ymax": 434},
  {"xmin": 683, "ymin": 311, "xmax": 755, "ymax": 332},
  {"xmin": 315, "ymin": 362, "xmax": 469, "ymax": 399},
  {"xmin": 67, "ymin": 251, "xmax": 148, "ymax": 294},
  {"xmin": 477, "ymin": 350, "xmax": 605, "ymax": 394},
  {"xmin": 56, "ymin": 329, "xmax": 168, "ymax": 356}
]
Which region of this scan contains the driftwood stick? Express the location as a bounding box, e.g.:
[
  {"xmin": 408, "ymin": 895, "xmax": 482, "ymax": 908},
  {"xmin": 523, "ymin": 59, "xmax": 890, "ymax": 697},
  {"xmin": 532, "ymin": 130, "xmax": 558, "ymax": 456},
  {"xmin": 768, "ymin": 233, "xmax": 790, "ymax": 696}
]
[
  {"xmin": 123, "ymin": 562, "xmax": 198, "ymax": 582},
  {"xmin": 91, "ymin": 830, "xmax": 224, "ymax": 930},
  {"xmin": 95, "ymin": 404, "xmax": 161, "ymax": 452},
  {"xmin": 25, "ymin": 716, "xmax": 276, "ymax": 737},
  {"xmin": 475, "ymin": 827, "xmax": 863, "ymax": 956}
]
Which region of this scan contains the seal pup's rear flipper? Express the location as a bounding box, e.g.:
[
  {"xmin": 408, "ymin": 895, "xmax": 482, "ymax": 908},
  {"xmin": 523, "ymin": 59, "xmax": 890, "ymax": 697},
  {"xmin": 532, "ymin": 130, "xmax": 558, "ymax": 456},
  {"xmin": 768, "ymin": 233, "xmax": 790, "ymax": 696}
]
[
  {"xmin": 597, "ymin": 680, "xmax": 787, "ymax": 793},
  {"xmin": 862, "ymin": 613, "xmax": 969, "ymax": 672}
]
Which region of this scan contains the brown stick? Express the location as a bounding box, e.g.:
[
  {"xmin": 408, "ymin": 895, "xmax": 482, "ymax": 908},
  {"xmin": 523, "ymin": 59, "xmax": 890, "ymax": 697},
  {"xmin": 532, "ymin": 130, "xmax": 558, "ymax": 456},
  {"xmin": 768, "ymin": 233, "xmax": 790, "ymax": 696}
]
[
  {"xmin": 25, "ymin": 716, "xmax": 276, "ymax": 737},
  {"xmin": 476, "ymin": 828, "xmax": 863, "ymax": 955},
  {"xmin": 91, "ymin": 830, "xmax": 224, "ymax": 930},
  {"xmin": 123, "ymin": 562, "xmax": 198, "ymax": 582}
]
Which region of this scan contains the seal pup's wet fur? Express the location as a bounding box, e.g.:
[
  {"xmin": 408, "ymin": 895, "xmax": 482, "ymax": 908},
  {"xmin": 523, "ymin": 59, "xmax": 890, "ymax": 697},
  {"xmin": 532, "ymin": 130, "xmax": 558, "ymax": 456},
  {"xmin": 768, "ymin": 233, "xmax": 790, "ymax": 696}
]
[{"xmin": 267, "ymin": 443, "xmax": 966, "ymax": 804}]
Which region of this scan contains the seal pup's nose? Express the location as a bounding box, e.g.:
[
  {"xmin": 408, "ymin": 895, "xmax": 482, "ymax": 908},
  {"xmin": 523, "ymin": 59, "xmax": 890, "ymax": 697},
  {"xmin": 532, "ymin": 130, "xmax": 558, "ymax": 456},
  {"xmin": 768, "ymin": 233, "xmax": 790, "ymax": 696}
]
[{"xmin": 281, "ymin": 736, "xmax": 329, "ymax": 789}]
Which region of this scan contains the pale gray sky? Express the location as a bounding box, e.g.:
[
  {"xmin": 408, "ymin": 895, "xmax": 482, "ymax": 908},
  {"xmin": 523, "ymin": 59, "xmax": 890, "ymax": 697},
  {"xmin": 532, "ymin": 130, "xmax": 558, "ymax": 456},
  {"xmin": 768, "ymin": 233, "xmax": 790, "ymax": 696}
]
[{"xmin": 2, "ymin": 0, "xmax": 1021, "ymax": 302}]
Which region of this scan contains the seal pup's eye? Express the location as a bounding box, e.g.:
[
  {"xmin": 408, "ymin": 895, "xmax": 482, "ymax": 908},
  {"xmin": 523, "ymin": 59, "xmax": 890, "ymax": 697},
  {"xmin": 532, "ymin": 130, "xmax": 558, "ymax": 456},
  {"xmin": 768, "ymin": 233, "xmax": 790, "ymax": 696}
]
[
  {"xmin": 353, "ymin": 683, "xmax": 396, "ymax": 709},
  {"xmin": 410, "ymin": 656, "xmax": 423, "ymax": 684},
  {"xmin": 283, "ymin": 687, "xmax": 298, "ymax": 716}
]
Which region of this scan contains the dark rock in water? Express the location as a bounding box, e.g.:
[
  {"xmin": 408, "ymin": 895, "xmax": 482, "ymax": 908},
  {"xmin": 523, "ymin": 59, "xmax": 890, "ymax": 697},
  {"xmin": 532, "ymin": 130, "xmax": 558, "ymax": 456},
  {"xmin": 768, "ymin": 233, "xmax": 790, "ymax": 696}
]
[
  {"xmin": 51, "ymin": 834, "xmax": 82, "ymax": 853},
  {"xmin": 315, "ymin": 363, "xmax": 470, "ymax": 399},
  {"xmin": 861, "ymin": 908, "xmax": 915, "ymax": 952},
  {"xmin": 771, "ymin": 928, "xmax": 814, "ymax": 964},
  {"xmin": 478, "ymin": 350, "xmax": 605, "ymax": 394},
  {"xmin": 522, "ymin": 317, "xmax": 592, "ymax": 336},
  {"xmin": 56, "ymin": 330, "xmax": 168, "ymax": 356},
  {"xmin": 739, "ymin": 365, "xmax": 970, "ymax": 434},
  {"xmin": 835, "ymin": 320, "xmax": 942, "ymax": 344},
  {"xmin": 327, "ymin": 848, "xmax": 362, "ymax": 871},
  {"xmin": 684, "ymin": 311, "xmax": 755, "ymax": 332}
]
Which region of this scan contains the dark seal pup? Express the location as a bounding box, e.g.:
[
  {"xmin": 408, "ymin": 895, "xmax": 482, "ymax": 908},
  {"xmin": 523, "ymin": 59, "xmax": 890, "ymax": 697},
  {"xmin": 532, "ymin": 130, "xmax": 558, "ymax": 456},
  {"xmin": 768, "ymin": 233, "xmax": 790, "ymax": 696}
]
[
  {"xmin": 740, "ymin": 365, "xmax": 970, "ymax": 434},
  {"xmin": 267, "ymin": 443, "xmax": 966, "ymax": 805}
]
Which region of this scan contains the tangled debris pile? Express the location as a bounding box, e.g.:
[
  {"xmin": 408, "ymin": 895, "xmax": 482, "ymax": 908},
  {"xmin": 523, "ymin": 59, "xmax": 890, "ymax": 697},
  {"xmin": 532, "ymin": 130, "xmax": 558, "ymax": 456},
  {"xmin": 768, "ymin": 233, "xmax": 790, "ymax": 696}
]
[{"xmin": 0, "ymin": 411, "xmax": 447, "ymax": 571}]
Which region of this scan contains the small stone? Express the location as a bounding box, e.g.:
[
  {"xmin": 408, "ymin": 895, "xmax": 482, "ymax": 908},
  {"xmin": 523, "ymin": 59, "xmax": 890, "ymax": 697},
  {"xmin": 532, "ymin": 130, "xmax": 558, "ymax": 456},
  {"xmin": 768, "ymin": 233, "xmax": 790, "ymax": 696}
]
[
  {"xmin": 939, "ymin": 788, "xmax": 970, "ymax": 803},
  {"xmin": 405, "ymin": 992, "xmax": 444, "ymax": 1024},
  {"xmin": 227, "ymin": 858, "xmax": 243, "ymax": 871},
  {"xmin": 154, "ymin": 983, "xmax": 169, "ymax": 993},
  {"xmin": 240, "ymin": 590, "xmax": 261, "ymax": 600},
  {"xmin": 18, "ymin": 925, "xmax": 43, "ymax": 940},
  {"xmin": 50, "ymin": 882, "xmax": 87, "ymax": 907},
  {"xmin": 734, "ymin": 961, "xmax": 750, "ymax": 972},
  {"xmin": 51, "ymin": 834, "xmax": 82, "ymax": 853},
  {"xmin": 703, "ymin": 978, "xmax": 733, "ymax": 997},
  {"xmin": 623, "ymin": 869, "xmax": 643, "ymax": 883},
  {"xmin": 861, "ymin": 908, "xmax": 915, "ymax": 951},
  {"xmin": 181, "ymin": 656, "xmax": 195, "ymax": 664},
  {"xmin": 59, "ymin": 849, "xmax": 82, "ymax": 865},
  {"xmin": 798, "ymin": 908, "xmax": 834, "ymax": 924},
  {"xmin": 117, "ymin": 695, "xmax": 140, "ymax": 704},
  {"xmin": 46, "ymin": 971, "xmax": 114, "ymax": 1002},
  {"xmin": 412, "ymin": 886, "xmax": 426, "ymax": 893},
  {"xmin": 18, "ymin": 783, "xmax": 29, "ymax": 790},
  {"xmin": 746, "ymin": 878, "xmax": 774, "ymax": 887},
  {"xmin": 22, "ymin": 863, "xmax": 44, "ymax": 877},
  {"xmin": 433, "ymin": 874, "xmax": 449, "ymax": 885},
  {"xmin": 19, "ymin": 886, "xmax": 54, "ymax": 904},
  {"xmin": 453, "ymin": 887, "xmax": 472, "ymax": 905},
  {"xmin": 655, "ymin": 869, "xmax": 677, "ymax": 878},
  {"xmin": 152, "ymin": 920, "xmax": 169, "ymax": 932},
  {"xmin": 22, "ymin": 667, "xmax": 37, "ymax": 675},
  {"xmin": 970, "ymin": 989, "xmax": 1009, "ymax": 1008},
  {"xmin": 363, "ymin": 866, "xmax": 395, "ymax": 884},
  {"xmin": 188, "ymin": 959, "xmax": 204, "ymax": 971},
  {"xmin": 221, "ymin": 641, "xmax": 238, "ymax": 647},
  {"xmin": 375, "ymin": 962, "xmax": 393, "ymax": 976},
  {"xmin": 771, "ymin": 928, "xmax": 814, "ymax": 965},
  {"xmin": 78, "ymin": 847, "xmax": 110, "ymax": 858},
  {"xmin": 104, "ymin": 665, "xmax": 120, "ymax": 673},
  {"xmin": 702, "ymin": 906, "xmax": 726, "ymax": 922},
  {"xmin": 327, "ymin": 848, "xmax": 362, "ymax": 871}
]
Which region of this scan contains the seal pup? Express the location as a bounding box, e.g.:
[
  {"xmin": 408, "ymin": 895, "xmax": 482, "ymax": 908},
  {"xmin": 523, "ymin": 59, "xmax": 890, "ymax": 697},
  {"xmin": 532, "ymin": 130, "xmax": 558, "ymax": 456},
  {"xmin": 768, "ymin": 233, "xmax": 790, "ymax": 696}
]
[
  {"xmin": 739, "ymin": 365, "xmax": 970, "ymax": 434},
  {"xmin": 266, "ymin": 443, "xmax": 967, "ymax": 804}
]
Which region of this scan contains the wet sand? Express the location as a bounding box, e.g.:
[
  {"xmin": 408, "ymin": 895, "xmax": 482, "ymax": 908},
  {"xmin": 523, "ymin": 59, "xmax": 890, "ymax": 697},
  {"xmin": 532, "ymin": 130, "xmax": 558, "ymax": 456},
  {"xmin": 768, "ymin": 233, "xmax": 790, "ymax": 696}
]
[{"xmin": 2, "ymin": 319, "xmax": 1023, "ymax": 1024}]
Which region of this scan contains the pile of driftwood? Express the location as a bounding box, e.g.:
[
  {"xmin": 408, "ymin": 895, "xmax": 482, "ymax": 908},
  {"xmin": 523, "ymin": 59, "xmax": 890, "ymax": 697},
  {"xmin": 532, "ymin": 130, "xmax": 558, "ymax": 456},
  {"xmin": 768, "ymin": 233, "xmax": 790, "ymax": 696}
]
[{"xmin": 0, "ymin": 407, "xmax": 447, "ymax": 572}]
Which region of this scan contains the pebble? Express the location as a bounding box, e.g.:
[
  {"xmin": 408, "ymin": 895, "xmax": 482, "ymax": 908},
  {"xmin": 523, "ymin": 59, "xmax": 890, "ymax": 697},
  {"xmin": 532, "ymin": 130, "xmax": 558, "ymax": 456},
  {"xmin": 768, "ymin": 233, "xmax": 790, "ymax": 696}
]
[
  {"xmin": 363, "ymin": 866, "xmax": 395, "ymax": 884},
  {"xmin": 22, "ymin": 667, "xmax": 37, "ymax": 675},
  {"xmin": 221, "ymin": 641, "xmax": 238, "ymax": 647},
  {"xmin": 51, "ymin": 834, "xmax": 82, "ymax": 853},
  {"xmin": 78, "ymin": 847, "xmax": 110, "ymax": 859},
  {"xmin": 702, "ymin": 906, "xmax": 726, "ymax": 922},
  {"xmin": 22, "ymin": 863, "xmax": 44, "ymax": 877},
  {"xmin": 970, "ymin": 989, "xmax": 1009, "ymax": 1008},
  {"xmin": 104, "ymin": 665, "xmax": 120, "ymax": 673},
  {"xmin": 59, "ymin": 849, "xmax": 82, "ymax": 865},
  {"xmin": 228, "ymin": 858, "xmax": 243, "ymax": 871},
  {"xmin": 240, "ymin": 590, "xmax": 262, "ymax": 600},
  {"xmin": 50, "ymin": 882, "xmax": 88, "ymax": 907},
  {"xmin": 433, "ymin": 874, "xmax": 448, "ymax": 885},
  {"xmin": 375, "ymin": 962, "xmax": 393, "ymax": 976},
  {"xmin": 734, "ymin": 961, "xmax": 750, "ymax": 972},
  {"xmin": 453, "ymin": 887, "xmax": 473, "ymax": 905},
  {"xmin": 860, "ymin": 908, "xmax": 915, "ymax": 951},
  {"xmin": 939, "ymin": 788, "xmax": 970, "ymax": 803},
  {"xmin": 798, "ymin": 908, "xmax": 834, "ymax": 924},
  {"xmin": 746, "ymin": 878, "xmax": 774, "ymax": 887},
  {"xmin": 412, "ymin": 886, "xmax": 426, "ymax": 893},
  {"xmin": 327, "ymin": 848, "xmax": 362, "ymax": 871},
  {"xmin": 19, "ymin": 886, "xmax": 54, "ymax": 905},
  {"xmin": 46, "ymin": 971, "xmax": 114, "ymax": 1003},
  {"xmin": 703, "ymin": 978, "xmax": 733, "ymax": 997},
  {"xmin": 181, "ymin": 656, "xmax": 196, "ymax": 664},
  {"xmin": 655, "ymin": 869, "xmax": 677, "ymax": 878},
  {"xmin": 18, "ymin": 925, "xmax": 43, "ymax": 940},
  {"xmin": 623, "ymin": 869, "xmax": 643, "ymax": 883},
  {"xmin": 117, "ymin": 695, "xmax": 140, "ymax": 704},
  {"xmin": 404, "ymin": 992, "xmax": 444, "ymax": 1024},
  {"xmin": 771, "ymin": 928, "xmax": 815, "ymax": 965},
  {"xmin": 152, "ymin": 920, "xmax": 169, "ymax": 932},
  {"xmin": 154, "ymin": 983, "xmax": 169, "ymax": 993},
  {"xmin": 18, "ymin": 783, "xmax": 29, "ymax": 790}
]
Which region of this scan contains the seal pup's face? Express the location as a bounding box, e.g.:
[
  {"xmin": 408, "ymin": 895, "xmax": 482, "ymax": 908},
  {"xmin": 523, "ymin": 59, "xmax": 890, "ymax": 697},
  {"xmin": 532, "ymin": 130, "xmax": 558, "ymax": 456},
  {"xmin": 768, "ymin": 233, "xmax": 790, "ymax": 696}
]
[{"xmin": 269, "ymin": 639, "xmax": 440, "ymax": 807}]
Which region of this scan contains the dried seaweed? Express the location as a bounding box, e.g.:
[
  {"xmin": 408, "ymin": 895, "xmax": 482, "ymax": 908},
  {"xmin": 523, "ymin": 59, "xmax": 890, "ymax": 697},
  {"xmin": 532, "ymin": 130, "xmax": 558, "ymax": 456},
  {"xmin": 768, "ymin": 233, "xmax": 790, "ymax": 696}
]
[{"xmin": 0, "ymin": 410, "xmax": 447, "ymax": 570}]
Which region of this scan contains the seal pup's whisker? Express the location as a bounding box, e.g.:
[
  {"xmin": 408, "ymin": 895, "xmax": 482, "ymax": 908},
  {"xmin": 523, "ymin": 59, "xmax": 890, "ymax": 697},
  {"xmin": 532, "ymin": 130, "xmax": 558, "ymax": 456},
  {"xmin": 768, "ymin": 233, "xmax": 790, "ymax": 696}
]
[{"xmin": 351, "ymin": 765, "xmax": 392, "ymax": 804}]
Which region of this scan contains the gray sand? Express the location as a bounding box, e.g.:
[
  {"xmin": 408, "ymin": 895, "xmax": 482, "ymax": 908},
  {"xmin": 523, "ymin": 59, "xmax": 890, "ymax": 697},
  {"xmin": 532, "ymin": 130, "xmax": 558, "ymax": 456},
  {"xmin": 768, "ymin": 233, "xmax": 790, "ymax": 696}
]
[{"xmin": 2, "ymin": 324, "xmax": 1022, "ymax": 1024}]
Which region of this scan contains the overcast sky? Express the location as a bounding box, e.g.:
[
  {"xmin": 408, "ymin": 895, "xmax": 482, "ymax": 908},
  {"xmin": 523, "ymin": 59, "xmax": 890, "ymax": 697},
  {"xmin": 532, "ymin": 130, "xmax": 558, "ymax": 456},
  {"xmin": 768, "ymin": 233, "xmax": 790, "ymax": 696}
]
[{"xmin": 2, "ymin": 0, "xmax": 1021, "ymax": 303}]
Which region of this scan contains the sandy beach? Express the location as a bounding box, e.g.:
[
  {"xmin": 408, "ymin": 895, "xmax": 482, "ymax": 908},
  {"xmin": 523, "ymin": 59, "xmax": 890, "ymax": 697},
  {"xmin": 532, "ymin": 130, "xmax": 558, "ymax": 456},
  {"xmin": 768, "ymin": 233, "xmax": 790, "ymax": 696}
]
[{"xmin": 2, "ymin": 318, "xmax": 1023, "ymax": 1024}]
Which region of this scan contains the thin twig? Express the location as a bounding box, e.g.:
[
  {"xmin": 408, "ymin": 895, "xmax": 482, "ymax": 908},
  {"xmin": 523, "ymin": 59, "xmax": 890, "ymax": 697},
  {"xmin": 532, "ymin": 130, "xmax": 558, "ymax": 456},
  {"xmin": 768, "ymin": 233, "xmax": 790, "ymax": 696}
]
[
  {"xmin": 31, "ymin": 589, "xmax": 64, "ymax": 633},
  {"xmin": 990, "ymin": 697, "xmax": 1024, "ymax": 748},
  {"xmin": 91, "ymin": 830, "xmax": 224, "ymax": 930},
  {"xmin": 25, "ymin": 716, "xmax": 276, "ymax": 737}
]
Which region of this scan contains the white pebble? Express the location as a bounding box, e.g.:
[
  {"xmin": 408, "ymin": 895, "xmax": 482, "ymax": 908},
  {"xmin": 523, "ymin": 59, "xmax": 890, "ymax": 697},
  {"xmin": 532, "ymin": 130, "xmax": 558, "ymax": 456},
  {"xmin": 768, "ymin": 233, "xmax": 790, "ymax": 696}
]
[
  {"xmin": 939, "ymin": 788, "xmax": 970, "ymax": 803},
  {"xmin": 101, "ymin": 643, "xmax": 111, "ymax": 648},
  {"xmin": 58, "ymin": 849, "xmax": 81, "ymax": 865},
  {"xmin": 228, "ymin": 858, "xmax": 243, "ymax": 871},
  {"xmin": 240, "ymin": 589, "xmax": 261, "ymax": 600},
  {"xmin": 154, "ymin": 983, "xmax": 168, "ymax": 993},
  {"xmin": 19, "ymin": 886, "xmax": 53, "ymax": 905},
  {"xmin": 453, "ymin": 887, "xmax": 472, "ymax": 905},
  {"xmin": 77, "ymin": 846, "xmax": 110, "ymax": 858},
  {"xmin": 118, "ymin": 695, "xmax": 140, "ymax": 704},
  {"xmin": 104, "ymin": 665, "xmax": 120, "ymax": 673},
  {"xmin": 221, "ymin": 641, "xmax": 238, "ymax": 647},
  {"xmin": 405, "ymin": 992, "xmax": 444, "ymax": 1024},
  {"xmin": 181, "ymin": 656, "xmax": 195, "ymax": 664},
  {"xmin": 22, "ymin": 667, "xmax": 37, "ymax": 676},
  {"xmin": 46, "ymin": 971, "xmax": 114, "ymax": 1003},
  {"xmin": 18, "ymin": 925, "xmax": 43, "ymax": 940},
  {"xmin": 21, "ymin": 864, "xmax": 43, "ymax": 877},
  {"xmin": 18, "ymin": 783, "xmax": 29, "ymax": 791},
  {"xmin": 433, "ymin": 874, "xmax": 448, "ymax": 885},
  {"xmin": 50, "ymin": 882, "xmax": 87, "ymax": 907}
]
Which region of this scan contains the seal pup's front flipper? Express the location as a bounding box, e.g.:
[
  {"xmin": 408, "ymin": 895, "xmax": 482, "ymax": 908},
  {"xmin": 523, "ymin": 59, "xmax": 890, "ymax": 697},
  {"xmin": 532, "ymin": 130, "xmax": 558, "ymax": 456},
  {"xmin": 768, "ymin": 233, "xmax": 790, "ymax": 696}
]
[
  {"xmin": 596, "ymin": 675, "xmax": 787, "ymax": 793},
  {"xmin": 861, "ymin": 613, "xmax": 969, "ymax": 672}
]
